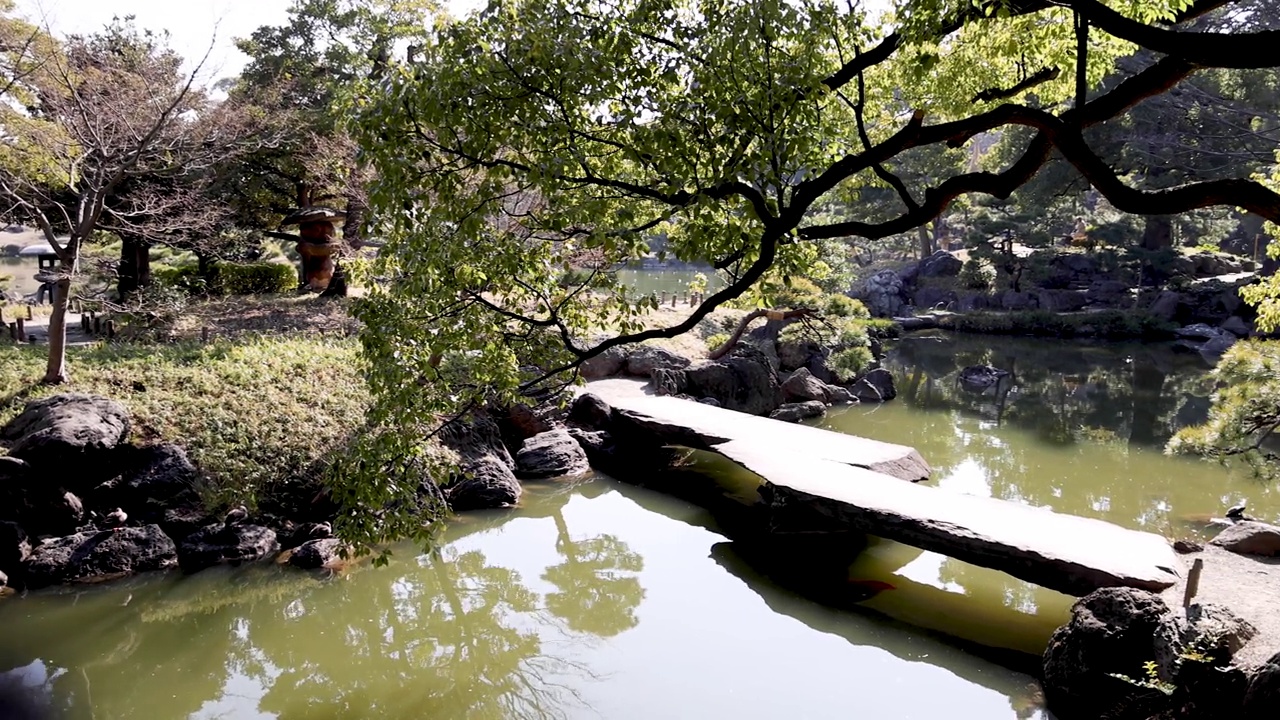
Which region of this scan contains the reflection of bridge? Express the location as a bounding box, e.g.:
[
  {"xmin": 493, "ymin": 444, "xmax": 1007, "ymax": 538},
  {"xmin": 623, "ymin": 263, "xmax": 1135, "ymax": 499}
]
[{"xmin": 586, "ymin": 379, "xmax": 1181, "ymax": 598}]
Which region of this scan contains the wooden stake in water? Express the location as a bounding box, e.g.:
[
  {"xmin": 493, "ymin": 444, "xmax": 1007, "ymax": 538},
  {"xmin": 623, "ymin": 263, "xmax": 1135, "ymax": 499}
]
[{"xmin": 1183, "ymin": 558, "xmax": 1204, "ymax": 608}]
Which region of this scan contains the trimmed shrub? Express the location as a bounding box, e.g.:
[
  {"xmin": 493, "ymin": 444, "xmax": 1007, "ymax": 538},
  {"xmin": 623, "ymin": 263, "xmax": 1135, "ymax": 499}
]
[
  {"xmin": 823, "ymin": 294, "xmax": 870, "ymax": 319},
  {"xmin": 155, "ymin": 262, "xmax": 298, "ymax": 296},
  {"xmin": 958, "ymin": 258, "xmax": 996, "ymax": 291},
  {"xmin": 838, "ymin": 319, "xmax": 870, "ymax": 348},
  {"xmin": 831, "ymin": 346, "xmax": 874, "ymax": 382}
]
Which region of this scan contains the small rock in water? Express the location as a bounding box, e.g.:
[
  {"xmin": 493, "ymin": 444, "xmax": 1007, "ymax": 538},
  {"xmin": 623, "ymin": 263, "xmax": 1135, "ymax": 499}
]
[{"xmin": 1173, "ymin": 539, "xmax": 1204, "ymax": 554}]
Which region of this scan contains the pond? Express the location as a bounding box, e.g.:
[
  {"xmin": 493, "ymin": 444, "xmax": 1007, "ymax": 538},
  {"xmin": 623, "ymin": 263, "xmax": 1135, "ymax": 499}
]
[
  {"xmin": 0, "ymin": 257, "xmax": 40, "ymax": 297},
  {"xmin": 3, "ymin": 333, "xmax": 1274, "ymax": 720}
]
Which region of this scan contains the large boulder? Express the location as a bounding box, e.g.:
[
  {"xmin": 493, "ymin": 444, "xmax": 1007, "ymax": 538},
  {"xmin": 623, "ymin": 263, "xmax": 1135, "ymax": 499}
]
[
  {"xmin": 849, "ymin": 368, "xmax": 897, "ymax": 403},
  {"xmin": 178, "ymin": 523, "xmax": 279, "ymax": 574},
  {"xmin": 917, "ymin": 250, "xmax": 962, "ymax": 278},
  {"xmin": 768, "ymin": 401, "xmax": 826, "ymax": 423},
  {"xmin": 857, "ymin": 270, "xmax": 907, "ymax": 318},
  {"xmin": 653, "ymin": 344, "xmax": 782, "ymax": 415},
  {"xmin": 1042, "ymin": 588, "xmax": 1185, "ymax": 720},
  {"xmin": 1148, "ymin": 291, "xmax": 1186, "ymax": 322},
  {"xmin": 109, "ymin": 443, "xmax": 200, "ymax": 510},
  {"xmin": 0, "ymin": 395, "xmax": 130, "ymax": 489},
  {"xmin": 624, "ymin": 346, "xmax": 690, "ymax": 377},
  {"xmin": 781, "ymin": 368, "xmax": 831, "ymax": 403},
  {"xmin": 443, "ymin": 456, "xmax": 521, "ymax": 511},
  {"xmin": 1036, "ymin": 289, "xmax": 1087, "ymax": 313},
  {"xmin": 1182, "ymin": 603, "xmax": 1256, "ymax": 659},
  {"xmin": 1210, "ymin": 521, "xmax": 1280, "ymax": 557},
  {"xmin": 1086, "ymin": 280, "xmax": 1131, "ymax": 308},
  {"xmin": 913, "ymin": 286, "xmax": 957, "ymax": 311},
  {"xmin": 580, "ymin": 345, "xmax": 629, "ymax": 380},
  {"xmin": 439, "ymin": 415, "xmax": 522, "ymax": 511},
  {"xmin": 1176, "ymin": 323, "xmax": 1226, "ymax": 342},
  {"xmin": 1220, "ymin": 315, "xmax": 1252, "ymax": 338},
  {"xmin": 514, "ymin": 429, "xmax": 590, "ymax": 479},
  {"xmin": 288, "ymin": 538, "xmax": 345, "ymax": 570},
  {"xmin": 1243, "ymin": 651, "xmax": 1280, "ymax": 720},
  {"xmin": 1000, "ymin": 290, "xmax": 1037, "ymax": 311},
  {"xmin": 568, "ymin": 393, "xmax": 612, "ymax": 429},
  {"xmin": 25, "ymin": 524, "xmax": 178, "ymax": 588}
]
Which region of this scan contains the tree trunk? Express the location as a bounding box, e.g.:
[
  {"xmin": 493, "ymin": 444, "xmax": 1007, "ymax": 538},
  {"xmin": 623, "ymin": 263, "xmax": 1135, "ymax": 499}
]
[
  {"xmin": 43, "ymin": 271, "xmax": 72, "ymax": 385},
  {"xmin": 1141, "ymin": 215, "xmax": 1173, "ymax": 251},
  {"xmin": 117, "ymin": 234, "xmax": 151, "ymax": 300},
  {"xmin": 917, "ymin": 224, "xmax": 934, "ymax": 259}
]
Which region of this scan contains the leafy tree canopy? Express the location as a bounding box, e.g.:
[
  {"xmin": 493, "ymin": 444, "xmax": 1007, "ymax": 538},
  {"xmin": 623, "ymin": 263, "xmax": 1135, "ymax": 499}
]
[{"xmin": 330, "ymin": 0, "xmax": 1280, "ymax": 544}]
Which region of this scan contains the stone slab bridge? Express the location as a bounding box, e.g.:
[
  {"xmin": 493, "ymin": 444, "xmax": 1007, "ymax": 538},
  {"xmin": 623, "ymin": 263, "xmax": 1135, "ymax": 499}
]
[{"xmin": 585, "ymin": 378, "xmax": 1181, "ymax": 598}]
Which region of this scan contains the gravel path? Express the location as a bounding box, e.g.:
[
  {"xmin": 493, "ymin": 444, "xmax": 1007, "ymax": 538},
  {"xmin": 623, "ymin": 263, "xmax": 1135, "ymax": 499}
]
[{"xmin": 1161, "ymin": 545, "xmax": 1280, "ymax": 670}]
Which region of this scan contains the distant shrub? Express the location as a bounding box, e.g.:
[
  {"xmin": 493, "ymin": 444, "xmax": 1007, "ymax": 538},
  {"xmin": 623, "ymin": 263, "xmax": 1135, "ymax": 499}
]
[
  {"xmin": 863, "ymin": 318, "xmax": 901, "ymax": 339},
  {"xmin": 831, "ymin": 346, "xmax": 874, "ymax": 382},
  {"xmin": 958, "ymin": 258, "xmax": 996, "ymax": 290},
  {"xmin": 767, "ymin": 277, "xmax": 824, "ymax": 308},
  {"xmin": 154, "ymin": 262, "xmax": 298, "ymax": 297},
  {"xmin": 823, "ymin": 294, "xmax": 869, "ymax": 319}
]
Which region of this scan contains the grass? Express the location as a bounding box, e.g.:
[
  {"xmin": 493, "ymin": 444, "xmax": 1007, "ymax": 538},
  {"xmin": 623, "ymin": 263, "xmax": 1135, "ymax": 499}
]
[{"xmin": 0, "ymin": 325, "xmax": 367, "ymax": 513}]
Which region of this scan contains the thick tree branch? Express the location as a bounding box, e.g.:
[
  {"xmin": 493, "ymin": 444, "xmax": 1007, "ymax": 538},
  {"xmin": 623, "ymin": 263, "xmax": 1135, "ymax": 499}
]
[{"xmin": 1068, "ymin": 0, "xmax": 1280, "ymax": 68}]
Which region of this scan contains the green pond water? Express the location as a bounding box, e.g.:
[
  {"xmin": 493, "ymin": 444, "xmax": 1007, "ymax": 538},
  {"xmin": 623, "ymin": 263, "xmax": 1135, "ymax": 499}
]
[
  {"xmin": 3, "ymin": 333, "xmax": 1277, "ymax": 720},
  {"xmin": 1, "ymin": 257, "xmax": 40, "ymax": 296}
]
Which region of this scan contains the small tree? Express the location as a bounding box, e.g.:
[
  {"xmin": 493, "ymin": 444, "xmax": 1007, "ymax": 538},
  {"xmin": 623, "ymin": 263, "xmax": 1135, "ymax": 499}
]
[{"xmin": 0, "ymin": 17, "xmax": 259, "ymax": 382}]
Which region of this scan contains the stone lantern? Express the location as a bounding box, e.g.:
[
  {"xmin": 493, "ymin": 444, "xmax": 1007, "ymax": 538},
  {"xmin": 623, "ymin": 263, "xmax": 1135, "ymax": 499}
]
[{"xmin": 280, "ymin": 207, "xmax": 347, "ymax": 292}]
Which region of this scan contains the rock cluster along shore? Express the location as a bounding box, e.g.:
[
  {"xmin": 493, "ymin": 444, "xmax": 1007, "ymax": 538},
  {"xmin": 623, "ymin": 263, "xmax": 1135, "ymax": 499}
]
[
  {"xmin": 2, "ymin": 327, "xmax": 893, "ymax": 592},
  {"xmin": 1041, "ymin": 516, "xmax": 1280, "ymax": 720}
]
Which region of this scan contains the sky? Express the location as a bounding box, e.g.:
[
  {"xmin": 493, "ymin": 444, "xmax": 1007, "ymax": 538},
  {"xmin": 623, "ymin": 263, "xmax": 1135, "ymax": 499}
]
[{"xmin": 13, "ymin": 0, "xmax": 484, "ymax": 84}]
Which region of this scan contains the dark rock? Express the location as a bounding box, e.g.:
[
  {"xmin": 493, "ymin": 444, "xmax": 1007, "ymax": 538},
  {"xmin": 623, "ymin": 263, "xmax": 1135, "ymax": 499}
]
[
  {"xmin": 500, "ymin": 402, "xmax": 556, "ymax": 445},
  {"xmin": 1199, "ymin": 333, "xmax": 1238, "ymax": 360},
  {"xmin": 114, "ymin": 444, "xmax": 199, "ymax": 508},
  {"xmin": 0, "ymin": 521, "xmax": 30, "ymax": 580},
  {"xmin": 1148, "ymin": 291, "xmax": 1185, "ymax": 322},
  {"xmin": 1172, "ymin": 539, "xmax": 1203, "ymax": 554},
  {"xmin": 768, "ymin": 401, "xmax": 826, "ymax": 423},
  {"xmin": 1183, "ymin": 603, "xmax": 1256, "ymax": 659},
  {"xmin": 781, "ymin": 368, "xmax": 830, "ymax": 403},
  {"xmin": 288, "ymin": 538, "xmax": 345, "ymax": 570},
  {"xmin": 1086, "ymin": 280, "xmax": 1131, "ymax": 307},
  {"xmin": 857, "ymin": 269, "xmax": 907, "ymax": 317},
  {"xmin": 682, "ymin": 345, "xmax": 782, "ymax": 415},
  {"xmin": 0, "ymin": 395, "xmax": 130, "ymax": 489},
  {"xmin": 918, "ymin": 250, "xmax": 963, "ymax": 278},
  {"xmin": 444, "ymin": 456, "xmax": 521, "ymax": 511},
  {"xmin": 1171, "ymin": 657, "xmax": 1250, "ymax": 720},
  {"xmin": 1243, "ymin": 651, "xmax": 1280, "ymax": 720},
  {"xmin": 580, "ymin": 345, "xmax": 629, "ymax": 380},
  {"xmin": 1176, "ymin": 323, "xmax": 1226, "ymax": 342},
  {"xmin": 624, "ymin": 346, "xmax": 690, "ymax": 377},
  {"xmin": 1036, "ymin": 289, "xmax": 1087, "ymax": 312},
  {"xmin": 849, "ymin": 368, "xmax": 896, "ymax": 403},
  {"xmin": 825, "ymin": 386, "xmax": 858, "ymax": 405},
  {"xmin": 282, "ymin": 521, "xmax": 334, "ymax": 549},
  {"xmin": 568, "ymin": 393, "xmax": 612, "ymax": 429},
  {"xmin": 1220, "ymin": 315, "xmax": 1252, "ymax": 338},
  {"xmin": 956, "ymin": 293, "xmax": 992, "ymax": 313},
  {"xmin": 515, "ymin": 429, "xmax": 590, "ymax": 479},
  {"xmin": 25, "ymin": 524, "xmax": 178, "ymax": 588},
  {"xmin": 158, "ymin": 507, "xmax": 215, "ymax": 542},
  {"xmin": 1210, "ymin": 521, "xmax": 1280, "ymax": 557},
  {"xmin": 1042, "ymin": 588, "xmax": 1184, "ymax": 720},
  {"xmin": 178, "ymin": 523, "xmax": 279, "ymax": 574},
  {"xmin": 1000, "ymin": 290, "xmax": 1037, "ymax": 310},
  {"xmin": 913, "ymin": 286, "xmax": 957, "ymax": 311},
  {"xmin": 957, "ymin": 365, "xmax": 1011, "ymax": 395}
]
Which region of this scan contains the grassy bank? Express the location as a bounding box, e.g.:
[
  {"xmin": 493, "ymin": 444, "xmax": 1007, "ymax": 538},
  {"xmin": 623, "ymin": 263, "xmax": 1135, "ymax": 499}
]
[{"xmin": 0, "ymin": 334, "xmax": 367, "ymax": 511}]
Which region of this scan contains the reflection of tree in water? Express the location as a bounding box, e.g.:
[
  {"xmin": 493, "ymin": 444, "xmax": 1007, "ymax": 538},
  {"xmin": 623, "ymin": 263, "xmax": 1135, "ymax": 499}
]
[
  {"xmin": 543, "ymin": 509, "xmax": 644, "ymax": 638},
  {"xmin": 872, "ymin": 335, "xmax": 1270, "ymax": 533},
  {"xmin": 250, "ymin": 547, "xmax": 591, "ymax": 719}
]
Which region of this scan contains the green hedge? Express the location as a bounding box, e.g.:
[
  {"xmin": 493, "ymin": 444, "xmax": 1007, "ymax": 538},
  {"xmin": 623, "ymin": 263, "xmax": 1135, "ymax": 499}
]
[{"xmin": 154, "ymin": 262, "xmax": 298, "ymax": 296}]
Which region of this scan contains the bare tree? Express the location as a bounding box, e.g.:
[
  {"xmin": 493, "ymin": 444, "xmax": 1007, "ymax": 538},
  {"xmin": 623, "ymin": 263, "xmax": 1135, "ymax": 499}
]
[{"xmin": 0, "ymin": 19, "xmax": 264, "ymax": 382}]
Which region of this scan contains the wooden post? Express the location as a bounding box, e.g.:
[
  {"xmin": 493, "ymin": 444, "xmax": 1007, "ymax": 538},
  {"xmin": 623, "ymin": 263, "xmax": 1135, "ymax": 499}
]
[
  {"xmin": 106, "ymin": 319, "xmax": 115, "ymax": 339},
  {"xmin": 1183, "ymin": 558, "xmax": 1204, "ymax": 608},
  {"xmin": 93, "ymin": 316, "xmax": 101, "ymax": 334},
  {"xmin": 670, "ymin": 293, "xmax": 677, "ymax": 308},
  {"xmin": 7, "ymin": 322, "xmax": 14, "ymax": 340},
  {"xmin": 25, "ymin": 305, "xmax": 32, "ymax": 321},
  {"xmin": 660, "ymin": 291, "xmax": 667, "ymax": 305},
  {"xmin": 201, "ymin": 326, "xmax": 210, "ymax": 343},
  {"xmin": 81, "ymin": 315, "xmax": 89, "ymax": 333},
  {"xmin": 15, "ymin": 318, "xmax": 24, "ymax": 343}
]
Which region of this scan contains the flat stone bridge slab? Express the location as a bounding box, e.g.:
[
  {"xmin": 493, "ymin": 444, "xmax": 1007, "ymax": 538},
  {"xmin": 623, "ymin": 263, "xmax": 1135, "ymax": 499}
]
[{"xmin": 586, "ymin": 378, "xmax": 1182, "ymax": 597}]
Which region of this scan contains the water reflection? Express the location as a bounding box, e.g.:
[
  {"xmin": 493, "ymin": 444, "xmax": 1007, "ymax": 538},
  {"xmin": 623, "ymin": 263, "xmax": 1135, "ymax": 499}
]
[{"xmin": 1, "ymin": 477, "xmax": 1046, "ymax": 720}]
